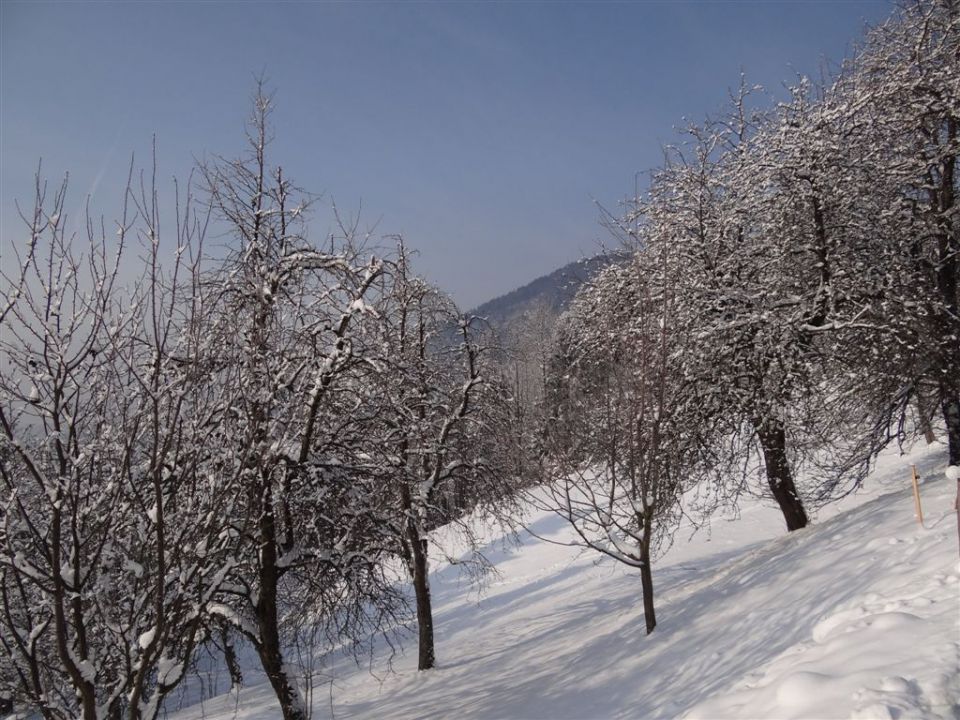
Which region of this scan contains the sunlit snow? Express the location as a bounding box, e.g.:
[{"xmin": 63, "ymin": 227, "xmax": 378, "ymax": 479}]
[{"xmin": 168, "ymin": 441, "xmax": 959, "ymax": 719}]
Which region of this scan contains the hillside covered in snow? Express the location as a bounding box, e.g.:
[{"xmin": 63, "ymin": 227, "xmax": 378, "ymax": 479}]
[{"xmin": 169, "ymin": 442, "xmax": 960, "ymax": 720}]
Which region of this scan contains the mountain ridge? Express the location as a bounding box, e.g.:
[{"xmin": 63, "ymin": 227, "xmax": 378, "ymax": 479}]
[{"xmin": 467, "ymin": 253, "xmax": 627, "ymax": 329}]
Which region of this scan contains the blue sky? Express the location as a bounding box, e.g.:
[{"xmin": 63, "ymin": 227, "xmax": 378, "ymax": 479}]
[{"xmin": 2, "ymin": 0, "xmax": 890, "ymax": 308}]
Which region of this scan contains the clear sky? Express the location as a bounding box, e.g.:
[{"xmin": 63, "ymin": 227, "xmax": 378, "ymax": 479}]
[{"xmin": 2, "ymin": 0, "xmax": 891, "ymax": 308}]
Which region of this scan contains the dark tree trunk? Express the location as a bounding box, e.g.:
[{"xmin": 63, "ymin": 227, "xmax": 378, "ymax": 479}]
[
  {"xmin": 753, "ymin": 417, "xmax": 809, "ymax": 532},
  {"xmin": 942, "ymin": 390, "xmax": 960, "ymax": 467},
  {"xmin": 639, "ymin": 511, "xmax": 656, "ymax": 635},
  {"xmin": 256, "ymin": 627, "xmax": 304, "ymax": 720},
  {"xmin": 940, "ymin": 387, "xmax": 960, "ymax": 557},
  {"xmin": 916, "ymin": 396, "xmax": 937, "ymax": 445},
  {"xmin": 255, "ymin": 491, "xmax": 306, "ymax": 720},
  {"xmin": 932, "ymin": 123, "xmax": 958, "ymax": 465},
  {"xmin": 932, "ymin": 114, "xmax": 958, "ymax": 555},
  {"xmin": 409, "ymin": 526, "xmax": 436, "ymax": 670}
]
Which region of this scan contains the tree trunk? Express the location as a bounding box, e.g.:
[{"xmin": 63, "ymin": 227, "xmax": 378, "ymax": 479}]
[
  {"xmin": 916, "ymin": 396, "xmax": 937, "ymax": 445},
  {"xmin": 409, "ymin": 529, "xmax": 436, "ymax": 670},
  {"xmin": 933, "ymin": 115, "xmax": 957, "ymax": 552},
  {"xmin": 940, "ymin": 387, "xmax": 960, "ymax": 557},
  {"xmin": 941, "ymin": 387, "xmax": 960, "ymax": 467},
  {"xmin": 639, "ymin": 512, "xmax": 656, "ymax": 635},
  {"xmin": 256, "ymin": 633, "xmax": 304, "ymax": 720},
  {"xmin": 256, "ymin": 631, "xmax": 305, "ymax": 720},
  {"xmin": 256, "ymin": 492, "xmax": 306, "ymax": 720},
  {"xmin": 753, "ymin": 417, "xmax": 809, "ymax": 531}
]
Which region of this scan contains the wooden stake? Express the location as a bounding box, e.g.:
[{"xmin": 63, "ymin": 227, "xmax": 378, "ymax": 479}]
[{"xmin": 911, "ymin": 465, "xmax": 924, "ymax": 527}]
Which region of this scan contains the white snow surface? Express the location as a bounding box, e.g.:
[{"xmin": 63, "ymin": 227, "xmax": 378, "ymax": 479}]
[{"xmin": 169, "ymin": 443, "xmax": 960, "ymax": 719}]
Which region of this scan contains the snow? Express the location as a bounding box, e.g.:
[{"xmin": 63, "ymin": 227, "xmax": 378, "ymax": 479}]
[
  {"xmin": 125, "ymin": 559, "xmax": 145, "ymax": 578},
  {"xmin": 158, "ymin": 654, "xmax": 184, "ymax": 688},
  {"xmin": 208, "ymin": 603, "xmax": 260, "ymax": 643},
  {"xmin": 138, "ymin": 628, "xmax": 156, "ymax": 650},
  {"xmin": 76, "ymin": 659, "xmax": 96, "ymax": 685},
  {"xmin": 168, "ymin": 441, "xmax": 960, "ymax": 719},
  {"xmin": 349, "ymin": 298, "xmax": 375, "ymax": 316}
]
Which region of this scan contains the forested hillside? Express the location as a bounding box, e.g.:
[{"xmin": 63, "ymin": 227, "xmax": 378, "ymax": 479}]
[{"xmin": 470, "ymin": 253, "xmax": 624, "ymax": 330}]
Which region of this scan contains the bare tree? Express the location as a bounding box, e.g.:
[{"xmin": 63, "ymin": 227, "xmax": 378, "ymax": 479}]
[
  {"xmin": 197, "ymin": 86, "xmax": 399, "ymax": 719},
  {"xmin": 543, "ymin": 250, "xmax": 716, "ymax": 634},
  {"xmin": 370, "ymin": 241, "xmax": 519, "ymax": 670},
  {"xmin": 0, "ymin": 160, "xmax": 235, "ymax": 719}
]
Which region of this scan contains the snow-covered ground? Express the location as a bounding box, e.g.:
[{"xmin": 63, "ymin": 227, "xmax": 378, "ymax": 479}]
[{"xmin": 169, "ymin": 442, "xmax": 960, "ymax": 720}]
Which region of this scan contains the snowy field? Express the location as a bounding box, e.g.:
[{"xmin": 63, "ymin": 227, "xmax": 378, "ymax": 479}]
[{"xmin": 169, "ymin": 442, "xmax": 960, "ymax": 720}]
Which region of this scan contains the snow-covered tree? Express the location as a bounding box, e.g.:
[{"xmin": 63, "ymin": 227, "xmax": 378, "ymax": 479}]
[
  {"xmin": 620, "ymin": 101, "xmax": 818, "ymax": 530},
  {"xmin": 605, "ymin": 0, "xmax": 957, "ymax": 534},
  {"xmin": 497, "ymin": 298, "xmax": 559, "ymax": 479},
  {"xmin": 0, "ymin": 164, "xmax": 236, "ymax": 719},
  {"xmin": 543, "ymin": 248, "xmax": 718, "ymax": 634},
  {"xmin": 368, "ymin": 242, "xmax": 519, "ymax": 670},
  {"xmin": 839, "ymin": 0, "xmax": 960, "ymax": 464},
  {"xmin": 614, "ymin": 77, "xmax": 895, "ymax": 530},
  {"xmin": 197, "ymin": 88, "xmax": 399, "ymax": 719}
]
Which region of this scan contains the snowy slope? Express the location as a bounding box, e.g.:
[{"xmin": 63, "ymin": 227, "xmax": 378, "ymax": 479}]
[{"xmin": 170, "ymin": 443, "xmax": 960, "ymax": 720}]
